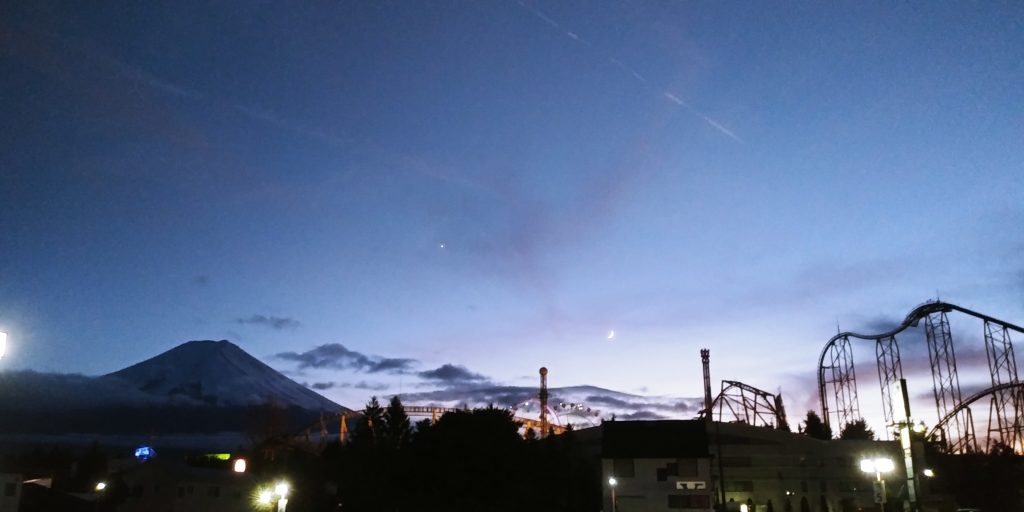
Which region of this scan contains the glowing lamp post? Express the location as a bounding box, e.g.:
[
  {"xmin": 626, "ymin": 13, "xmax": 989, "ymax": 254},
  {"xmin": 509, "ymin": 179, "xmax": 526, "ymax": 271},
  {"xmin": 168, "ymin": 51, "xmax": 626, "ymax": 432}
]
[
  {"xmin": 860, "ymin": 457, "xmax": 894, "ymax": 512},
  {"xmin": 608, "ymin": 477, "xmax": 618, "ymax": 512},
  {"xmin": 256, "ymin": 481, "xmax": 289, "ymax": 512}
]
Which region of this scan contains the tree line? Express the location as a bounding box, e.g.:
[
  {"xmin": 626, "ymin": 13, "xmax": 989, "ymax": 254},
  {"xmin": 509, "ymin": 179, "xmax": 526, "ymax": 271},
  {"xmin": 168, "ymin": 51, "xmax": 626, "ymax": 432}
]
[{"xmin": 286, "ymin": 396, "xmax": 602, "ymax": 512}]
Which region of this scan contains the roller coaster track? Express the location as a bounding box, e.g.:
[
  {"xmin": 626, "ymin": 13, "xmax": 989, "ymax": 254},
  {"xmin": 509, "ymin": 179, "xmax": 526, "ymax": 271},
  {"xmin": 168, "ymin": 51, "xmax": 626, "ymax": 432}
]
[
  {"xmin": 817, "ymin": 300, "xmax": 1024, "ymax": 453},
  {"xmin": 928, "ymin": 382, "xmax": 1024, "ymax": 453},
  {"xmin": 702, "ymin": 380, "xmax": 789, "ymax": 430}
]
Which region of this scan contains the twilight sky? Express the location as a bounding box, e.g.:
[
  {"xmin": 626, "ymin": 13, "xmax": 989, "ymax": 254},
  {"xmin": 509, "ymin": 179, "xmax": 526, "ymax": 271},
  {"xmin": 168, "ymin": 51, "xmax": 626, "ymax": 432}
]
[{"xmin": 1, "ymin": 1, "xmax": 1022, "ymax": 430}]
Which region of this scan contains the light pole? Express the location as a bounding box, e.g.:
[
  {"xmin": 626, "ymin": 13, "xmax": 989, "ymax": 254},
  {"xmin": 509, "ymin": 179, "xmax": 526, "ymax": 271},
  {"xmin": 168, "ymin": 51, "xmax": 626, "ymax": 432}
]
[
  {"xmin": 608, "ymin": 476, "xmax": 617, "ymax": 512},
  {"xmin": 257, "ymin": 481, "xmax": 290, "ymax": 512},
  {"xmin": 859, "ymin": 457, "xmax": 894, "ymax": 512}
]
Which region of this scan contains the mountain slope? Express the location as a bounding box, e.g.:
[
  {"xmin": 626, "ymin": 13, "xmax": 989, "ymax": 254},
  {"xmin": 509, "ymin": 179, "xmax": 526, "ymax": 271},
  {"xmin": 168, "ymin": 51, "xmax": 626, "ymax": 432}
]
[{"xmin": 103, "ymin": 340, "xmax": 343, "ymax": 411}]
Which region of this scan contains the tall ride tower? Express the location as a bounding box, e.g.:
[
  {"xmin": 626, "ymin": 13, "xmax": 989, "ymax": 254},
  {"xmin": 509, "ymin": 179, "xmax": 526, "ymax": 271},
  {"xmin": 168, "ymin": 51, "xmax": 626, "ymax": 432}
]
[
  {"xmin": 701, "ymin": 349, "xmax": 713, "ymax": 419},
  {"xmin": 539, "ymin": 367, "xmax": 550, "ymax": 437}
]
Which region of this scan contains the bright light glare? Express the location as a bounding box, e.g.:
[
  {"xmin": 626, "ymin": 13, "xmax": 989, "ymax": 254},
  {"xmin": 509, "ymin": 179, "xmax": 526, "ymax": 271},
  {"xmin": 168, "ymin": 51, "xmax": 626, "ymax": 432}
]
[
  {"xmin": 233, "ymin": 458, "xmax": 247, "ymax": 473},
  {"xmin": 257, "ymin": 490, "xmax": 273, "ymax": 504},
  {"xmin": 923, "ymin": 468, "xmax": 935, "ymax": 477},
  {"xmin": 608, "ymin": 477, "xmax": 617, "ymax": 487},
  {"xmin": 913, "ymin": 422, "xmax": 926, "ymax": 433},
  {"xmin": 860, "ymin": 457, "xmax": 895, "ymax": 474},
  {"xmin": 0, "ymin": 331, "xmax": 7, "ymax": 359},
  {"xmin": 274, "ymin": 482, "xmax": 289, "ymax": 497},
  {"xmin": 741, "ymin": 505, "xmax": 749, "ymax": 512},
  {"xmin": 95, "ymin": 482, "xmax": 107, "ymax": 491}
]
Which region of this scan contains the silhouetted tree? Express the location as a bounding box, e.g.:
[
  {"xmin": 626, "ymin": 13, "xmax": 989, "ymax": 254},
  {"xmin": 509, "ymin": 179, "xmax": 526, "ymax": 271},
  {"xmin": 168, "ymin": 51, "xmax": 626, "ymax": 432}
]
[
  {"xmin": 524, "ymin": 426, "xmax": 538, "ymax": 442},
  {"xmin": 839, "ymin": 419, "xmax": 875, "ymax": 440},
  {"xmin": 353, "ymin": 396, "xmax": 384, "ymax": 445},
  {"xmin": 801, "ymin": 411, "xmax": 832, "ymax": 440},
  {"xmin": 383, "ymin": 395, "xmax": 412, "ymax": 448}
]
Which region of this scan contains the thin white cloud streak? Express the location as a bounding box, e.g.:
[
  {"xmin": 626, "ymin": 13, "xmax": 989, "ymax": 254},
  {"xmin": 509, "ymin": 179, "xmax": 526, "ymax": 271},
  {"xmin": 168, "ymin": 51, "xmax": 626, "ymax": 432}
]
[
  {"xmin": 514, "ymin": 2, "xmax": 743, "ymax": 144},
  {"xmin": 517, "ymin": 1, "xmax": 559, "ymax": 28},
  {"xmin": 41, "ymin": 30, "xmax": 498, "ymax": 199},
  {"xmin": 664, "ymin": 94, "xmax": 744, "ymax": 143},
  {"xmin": 610, "ymin": 57, "xmax": 647, "ymax": 83}
]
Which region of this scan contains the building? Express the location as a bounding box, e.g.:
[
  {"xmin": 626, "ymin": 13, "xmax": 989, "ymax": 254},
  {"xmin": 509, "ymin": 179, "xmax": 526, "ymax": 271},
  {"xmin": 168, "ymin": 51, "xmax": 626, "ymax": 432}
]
[
  {"xmin": 601, "ymin": 421, "xmax": 714, "ymax": 511},
  {"xmin": 1, "ymin": 473, "xmax": 22, "ymax": 512},
  {"xmin": 599, "ymin": 420, "xmax": 924, "ymax": 512},
  {"xmin": 110, "ymin": 458, "xmax": 257, "ymax": 512}
]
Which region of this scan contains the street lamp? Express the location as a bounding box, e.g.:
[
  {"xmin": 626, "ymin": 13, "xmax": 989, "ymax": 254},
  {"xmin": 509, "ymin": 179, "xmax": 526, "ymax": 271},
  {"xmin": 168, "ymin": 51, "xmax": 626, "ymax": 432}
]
[
  {"xmin": 860, "ymin": 457, "xmax": 894, "ymax": 512},
  {"xmin": 608, "ymin": 476, "xmax": 618, "ymax": 512},
  {"xmin": 0, "ymin": 331, "xmax": 7, "ymax": 360},
  {"xmin": 256, "ymin": 481, "xmax": 290, "ymax": 512}
]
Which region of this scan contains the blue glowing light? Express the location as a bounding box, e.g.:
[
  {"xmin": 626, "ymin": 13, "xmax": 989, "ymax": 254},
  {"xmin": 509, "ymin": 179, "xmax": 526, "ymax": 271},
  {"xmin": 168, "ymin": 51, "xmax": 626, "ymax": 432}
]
[{"xmin": 134, "ymin": 446, "xmax": 156, "ymax": 462}]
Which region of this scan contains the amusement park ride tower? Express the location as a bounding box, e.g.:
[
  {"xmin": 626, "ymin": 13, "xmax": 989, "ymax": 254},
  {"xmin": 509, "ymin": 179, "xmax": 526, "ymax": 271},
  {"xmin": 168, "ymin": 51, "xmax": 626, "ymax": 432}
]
[{"xmin": 539, "ymin": 367, "xmax": 550, "ymax": 437}]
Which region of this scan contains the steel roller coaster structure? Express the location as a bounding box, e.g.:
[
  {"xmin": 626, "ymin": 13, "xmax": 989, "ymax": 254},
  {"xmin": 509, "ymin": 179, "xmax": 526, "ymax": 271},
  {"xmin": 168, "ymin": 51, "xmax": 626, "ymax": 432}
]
[{"xmin": 818, "ymin": 301, "xmax": 1024, "ymax": 453}]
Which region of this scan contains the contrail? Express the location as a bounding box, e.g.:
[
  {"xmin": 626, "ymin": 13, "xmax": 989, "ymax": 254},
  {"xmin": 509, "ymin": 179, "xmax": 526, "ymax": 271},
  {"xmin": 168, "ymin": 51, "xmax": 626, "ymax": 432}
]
[
  {"xmin": 610, "ymin": 57, "xmax": 647, "ymax": 83},
  {"xmin": 514, "ymin": 1, "xmax": 743, "ymax": 143}
]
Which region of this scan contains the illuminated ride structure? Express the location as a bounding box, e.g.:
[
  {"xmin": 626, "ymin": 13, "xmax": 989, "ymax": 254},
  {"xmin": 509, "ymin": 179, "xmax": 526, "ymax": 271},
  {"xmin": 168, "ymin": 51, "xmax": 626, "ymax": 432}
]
[{"xmin": 817, "ymin": 300, "xmax": 1024, "ymax": 453}]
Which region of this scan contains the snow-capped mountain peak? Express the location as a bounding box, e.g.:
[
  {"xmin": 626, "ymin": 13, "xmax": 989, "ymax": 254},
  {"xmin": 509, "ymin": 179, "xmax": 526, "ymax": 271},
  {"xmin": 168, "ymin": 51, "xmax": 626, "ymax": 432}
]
[{"xmin": 103, "ymin": 340, "xmax": 343, "ymax": 411}]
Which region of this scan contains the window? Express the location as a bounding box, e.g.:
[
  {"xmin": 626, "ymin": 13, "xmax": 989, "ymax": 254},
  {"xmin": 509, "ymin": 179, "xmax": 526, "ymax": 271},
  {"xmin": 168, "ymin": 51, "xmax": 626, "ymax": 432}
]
[
  {"xmin": 3, "ymin": 483, "xmax": 16, "ymax": 497},
  {"xmin": 666, "ymin": 462, "xmax": 679, "ymax": 476},
  {"xmin": 669, "ymin": 494, "xmax": 711, "ymax": 509},
  {"xmin": 613, "ymin": 459, "xmax": 635, "ymax": 478},
  {"xmin": 724, "ymin": 480, "xmax": 754, "ymax": 492},
  {"xmin": 819, "ymin": 480, "xmax": 828, "ymax": 493},
  {"xmin": 132, "ymin": 485, "xmax": 144, "ymax": 498},
  {"xmin": 208, "ymin": 486, "xmax": 220, "ymax": 497},
  {"xmin": 657, "ymin": 468, "xmax": 667, "ymax": 482},
  {"xmin": 801, "ymin": 480, "xmax": 808, "ymax": 492},
  {"xmin": 187, "ymin": 485, "xmax": 194, "ymax": 495},
  {"xmin": 178, "ymin": 487, "xmax": 184, "ymax": 498}
]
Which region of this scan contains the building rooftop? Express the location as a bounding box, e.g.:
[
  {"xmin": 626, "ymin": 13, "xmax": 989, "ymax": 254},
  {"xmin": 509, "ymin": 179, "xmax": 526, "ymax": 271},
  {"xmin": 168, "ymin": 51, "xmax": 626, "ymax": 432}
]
[{"xmin": 601, "ymin": 420, "xmax": 710, "ymax": 458}]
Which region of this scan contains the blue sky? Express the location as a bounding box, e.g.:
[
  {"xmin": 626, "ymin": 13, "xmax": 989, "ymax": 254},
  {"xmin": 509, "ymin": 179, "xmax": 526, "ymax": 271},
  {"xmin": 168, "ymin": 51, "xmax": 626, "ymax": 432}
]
[{"xmin": 1, "ymin": 1, "xmax": 1022, "ymax": 430}]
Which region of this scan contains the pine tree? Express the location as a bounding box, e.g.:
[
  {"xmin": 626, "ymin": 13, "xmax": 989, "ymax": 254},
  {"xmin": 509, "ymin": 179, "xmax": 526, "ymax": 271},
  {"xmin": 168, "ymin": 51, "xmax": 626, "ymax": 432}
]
[
  {"xmin": 354, "ymin": 396, "xmax": 385, "ymax": 445},
  {"xmin": 839, "ymin": 419, "xmax": 875, "ymax": 440},
  {"xmin": 801, "ymin": 411, "xmax": 832, "ymax": 440},
  {"xmin": 383, "ymin": 395, "xmax": 413, "ymax": 448}
]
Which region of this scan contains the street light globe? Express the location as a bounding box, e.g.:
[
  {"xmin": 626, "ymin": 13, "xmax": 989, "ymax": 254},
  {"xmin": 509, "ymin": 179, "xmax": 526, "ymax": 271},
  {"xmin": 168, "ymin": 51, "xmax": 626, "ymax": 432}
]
[
  {"xmin": 233, "ymin": 458, "xmax": 247, "ymax": 473},
  {"xmin": 257, "ymin": 490, "xmax": 273, "ymax": 505},
  {"xmin": 860, "ymin": 457, "xmax": 895, "ymax": 474},
  {"xmin": 275, "ymin": 482, "xmax": 290, "ymax": 497},
  {"xmin": 95, "ymin": 482, "xmax": 107, "ymax": 492},
  {"xmin": 608, "ymin": 477, "xmax": 617, "ymax": 487}
]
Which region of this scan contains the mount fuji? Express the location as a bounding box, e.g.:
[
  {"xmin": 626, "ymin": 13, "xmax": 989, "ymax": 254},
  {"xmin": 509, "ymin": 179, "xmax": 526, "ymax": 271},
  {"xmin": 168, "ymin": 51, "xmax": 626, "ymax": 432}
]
[
  {"xmin": 103, "ymin": 340, "xmax": 342, "ymax": 411},
  {"xmin": 0, "ymin": 340, "xmax": 344, "ymax": 442}
]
